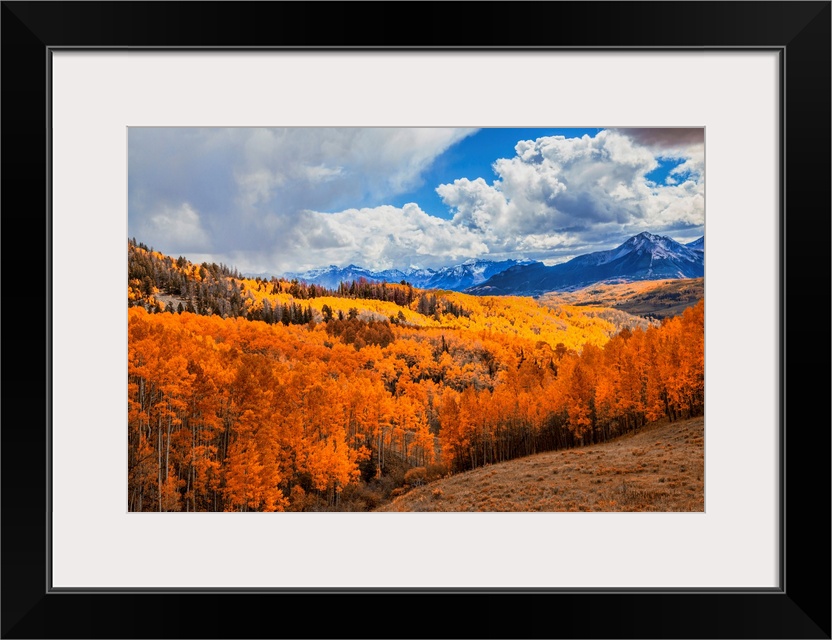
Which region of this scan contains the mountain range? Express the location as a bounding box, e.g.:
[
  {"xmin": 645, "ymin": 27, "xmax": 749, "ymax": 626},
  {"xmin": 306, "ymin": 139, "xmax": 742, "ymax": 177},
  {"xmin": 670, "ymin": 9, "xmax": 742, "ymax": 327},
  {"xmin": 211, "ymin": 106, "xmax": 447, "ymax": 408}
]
[
  {"xmin": 466, "ymin": 232, "xmax": 704, "ymax": 296},
  {"xmin": 284, "ymin": 259, "xmax": 530, "ymax": 291},
  {"xmin": 282, "ymin": 232, "xmax": 704, "ymax": 296}
]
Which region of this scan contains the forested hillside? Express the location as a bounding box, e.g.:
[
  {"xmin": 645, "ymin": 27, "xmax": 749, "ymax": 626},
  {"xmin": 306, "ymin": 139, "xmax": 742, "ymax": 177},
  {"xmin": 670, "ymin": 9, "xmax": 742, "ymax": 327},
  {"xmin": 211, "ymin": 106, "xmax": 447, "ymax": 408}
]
[{"xmin": 128, "ymin": 240, "xmax": 704, "ymax": 512}]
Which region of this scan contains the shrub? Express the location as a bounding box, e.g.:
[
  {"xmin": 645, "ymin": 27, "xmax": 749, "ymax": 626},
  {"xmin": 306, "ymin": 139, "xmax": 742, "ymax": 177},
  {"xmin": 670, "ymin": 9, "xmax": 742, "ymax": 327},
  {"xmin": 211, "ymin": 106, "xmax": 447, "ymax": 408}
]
[
  {"xmin": 339, "ymin": 483, "xmax": 381, "ymax": 511},
  {"xmin": 404, "ymin": 467, "xmax": 427, "ymax": 486},
  {"xmin": 425, "ymin": 463, "xmax": 449, "ymax": 481}
]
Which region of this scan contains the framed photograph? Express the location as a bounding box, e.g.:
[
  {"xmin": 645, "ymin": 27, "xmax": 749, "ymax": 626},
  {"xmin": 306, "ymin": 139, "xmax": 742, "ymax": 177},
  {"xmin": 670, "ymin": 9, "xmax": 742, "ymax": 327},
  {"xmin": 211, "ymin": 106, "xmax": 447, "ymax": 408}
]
[
  {"xmin": 3, "ymin": 2, "xmax": 829, "ymax": 638},
  {"xmin": 125, "ymin": 123, "xmax": 707, "ymax": 517}
]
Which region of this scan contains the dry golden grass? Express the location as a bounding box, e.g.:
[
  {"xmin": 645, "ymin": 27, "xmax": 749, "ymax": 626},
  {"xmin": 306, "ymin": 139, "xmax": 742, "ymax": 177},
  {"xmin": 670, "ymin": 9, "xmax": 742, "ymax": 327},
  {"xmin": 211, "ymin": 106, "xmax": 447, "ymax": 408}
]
[{"xmin": 375, "ymin": 416, "xmax": 704, "ymax": 512}]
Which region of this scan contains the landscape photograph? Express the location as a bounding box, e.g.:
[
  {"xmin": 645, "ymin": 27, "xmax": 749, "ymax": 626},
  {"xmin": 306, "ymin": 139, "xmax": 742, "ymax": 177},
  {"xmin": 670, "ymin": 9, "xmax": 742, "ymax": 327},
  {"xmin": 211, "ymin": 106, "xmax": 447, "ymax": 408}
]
[{"xmin": 128, "ymin": 127, "xmax": 704, "ymax": 512}]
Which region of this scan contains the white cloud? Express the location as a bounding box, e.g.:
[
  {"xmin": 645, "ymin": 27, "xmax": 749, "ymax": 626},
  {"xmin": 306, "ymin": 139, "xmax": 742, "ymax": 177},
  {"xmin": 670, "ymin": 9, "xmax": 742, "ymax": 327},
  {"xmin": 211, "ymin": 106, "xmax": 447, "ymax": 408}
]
[
  {"xmin": 140, "ymin": 202, "xmax": 210, "ymax": 253},
  {"xmin": 282, "ymin": 203, "xmax": 489, "ymax": 272},
  {"xmin": 302, "ymin": 164, "xmax": 344, "ymax": 182},
  {"xmin": 196, "ymin": 203, "xmax": 492, "ymax": 275}
]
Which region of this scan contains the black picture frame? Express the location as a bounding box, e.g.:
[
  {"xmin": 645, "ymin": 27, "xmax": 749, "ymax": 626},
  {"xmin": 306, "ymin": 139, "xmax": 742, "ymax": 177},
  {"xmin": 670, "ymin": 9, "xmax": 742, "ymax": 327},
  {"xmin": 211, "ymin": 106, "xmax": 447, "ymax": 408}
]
[{"xmin": 2, "ymin": 2, "xmax": 829, "ymax": 638}]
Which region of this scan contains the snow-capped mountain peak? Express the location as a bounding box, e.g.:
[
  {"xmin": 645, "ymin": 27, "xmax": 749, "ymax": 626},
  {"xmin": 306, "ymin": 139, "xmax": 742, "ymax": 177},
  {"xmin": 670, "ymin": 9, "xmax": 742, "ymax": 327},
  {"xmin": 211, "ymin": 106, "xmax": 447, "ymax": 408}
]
[
  {"xmin": 465, "ymin": 232, "xmax": 704, "ymax": 296},
  {"xmin": 283, "ymin": 259, "xmax": 528, "ymax": 291}
]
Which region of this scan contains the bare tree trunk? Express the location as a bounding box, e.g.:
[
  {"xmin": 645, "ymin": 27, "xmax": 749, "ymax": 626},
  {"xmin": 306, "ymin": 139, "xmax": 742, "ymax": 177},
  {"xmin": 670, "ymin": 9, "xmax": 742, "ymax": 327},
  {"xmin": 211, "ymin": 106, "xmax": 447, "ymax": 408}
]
[
  {"xmin": 165, "ymin": 414, "xmax": 172, "ymax": 482},
  {"xmin": 157, "ymin": 418, "xmax": 162, "ymax": 512}
]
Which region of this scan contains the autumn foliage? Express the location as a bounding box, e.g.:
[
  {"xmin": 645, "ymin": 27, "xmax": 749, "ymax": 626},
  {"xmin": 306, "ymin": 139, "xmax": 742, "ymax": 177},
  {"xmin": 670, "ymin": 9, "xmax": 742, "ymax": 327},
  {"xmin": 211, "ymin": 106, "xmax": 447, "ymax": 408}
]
[{"xmin": 128, "ymin": 242, "xmax": 704, "ymax": 511}]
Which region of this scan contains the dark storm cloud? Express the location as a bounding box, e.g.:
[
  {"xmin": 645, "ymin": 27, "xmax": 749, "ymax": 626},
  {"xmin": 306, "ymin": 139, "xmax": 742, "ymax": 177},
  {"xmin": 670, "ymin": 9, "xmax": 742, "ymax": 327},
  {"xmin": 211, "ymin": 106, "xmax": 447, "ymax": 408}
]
[{"xmin": 613, "ymin": 128, "xmax": 705, "ymax": 149}]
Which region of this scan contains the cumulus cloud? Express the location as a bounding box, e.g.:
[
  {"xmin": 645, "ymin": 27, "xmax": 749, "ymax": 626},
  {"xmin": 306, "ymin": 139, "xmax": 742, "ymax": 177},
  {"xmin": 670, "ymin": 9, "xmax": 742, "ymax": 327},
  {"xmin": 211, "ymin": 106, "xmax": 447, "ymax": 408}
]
[
  {"xmin": 192, "ymin": 203, "xmax": 491, "ymax": 275},
  {"xmin": 435, "ymin": 130, "xmax": 704, "ymax": 259},
  {"xmin": 299, "ymin": 204, "xmax": 489, "ymax": 271}
]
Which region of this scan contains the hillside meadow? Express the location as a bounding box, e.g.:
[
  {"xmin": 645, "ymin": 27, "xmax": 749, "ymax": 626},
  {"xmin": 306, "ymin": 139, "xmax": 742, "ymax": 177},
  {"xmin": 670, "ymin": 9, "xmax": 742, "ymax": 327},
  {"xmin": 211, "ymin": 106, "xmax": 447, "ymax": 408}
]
[{"xmin": 377, "ymin": 416, "xmax": 704, "ymax": 512}]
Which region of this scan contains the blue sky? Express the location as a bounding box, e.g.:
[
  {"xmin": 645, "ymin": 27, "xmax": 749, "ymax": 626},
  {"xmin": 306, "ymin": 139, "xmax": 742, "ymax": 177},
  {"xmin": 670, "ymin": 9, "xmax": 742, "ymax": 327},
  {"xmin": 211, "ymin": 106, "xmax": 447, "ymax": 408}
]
[{"xmin": 129, "ymin": 127, "xmax": 704, "ymax": 274}]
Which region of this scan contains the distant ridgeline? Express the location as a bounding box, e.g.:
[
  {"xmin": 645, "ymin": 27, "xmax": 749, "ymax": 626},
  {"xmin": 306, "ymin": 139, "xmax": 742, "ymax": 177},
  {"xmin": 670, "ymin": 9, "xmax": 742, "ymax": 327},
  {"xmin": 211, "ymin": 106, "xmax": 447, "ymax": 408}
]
[
  {"xmin": 284, "ymin": 232, "xmax": 704, "ymax": 297},
  {"xmin": 128, "ymin": 238, "xmax": 469, "ymax": 325}
]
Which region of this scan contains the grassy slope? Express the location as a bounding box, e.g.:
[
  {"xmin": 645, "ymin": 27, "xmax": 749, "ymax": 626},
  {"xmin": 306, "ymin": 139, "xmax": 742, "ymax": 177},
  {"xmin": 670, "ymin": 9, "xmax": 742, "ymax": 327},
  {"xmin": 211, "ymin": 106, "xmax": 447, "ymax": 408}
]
[{"xmin": 376, "ymin": 416, "xmax": 704, "ymax": 512}]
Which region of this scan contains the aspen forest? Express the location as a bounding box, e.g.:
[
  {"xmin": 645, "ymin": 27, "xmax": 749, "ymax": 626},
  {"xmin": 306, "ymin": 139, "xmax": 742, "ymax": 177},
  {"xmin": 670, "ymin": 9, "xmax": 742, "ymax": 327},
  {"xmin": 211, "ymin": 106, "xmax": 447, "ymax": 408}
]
[{"xmin": 128, "ymin": 240, "xmax": 704, "ymax": 512}]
